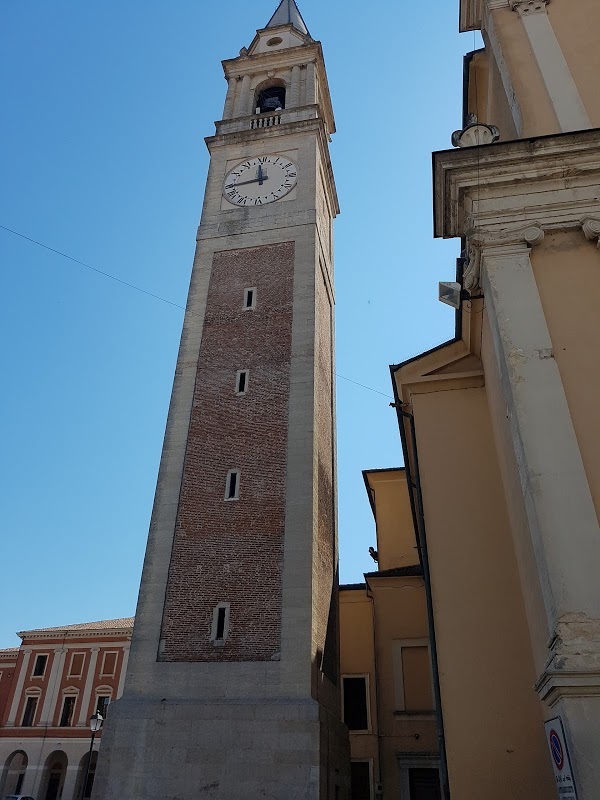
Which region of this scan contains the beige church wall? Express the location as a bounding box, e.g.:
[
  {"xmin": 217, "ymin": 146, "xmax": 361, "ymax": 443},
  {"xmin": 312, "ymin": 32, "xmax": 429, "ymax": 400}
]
[
  {"xmin": 410, "ymin": 385, "xmax": 554, "ymax": 799},
  {"xmin": 549, "ymin": 0, "xmax": 600, "ymax": 128},
  {"xmin": 530, "ymin": 232, "xmax": 600, "ymax": 522},
  {"xmin": 468, "ymin": 46, "xmax": 518, "ymax": 141},
  {"xmin": 480, "ymin": 313, "xmax": 552, "ymax": 675},
  {"xmin": 487, "ymin": 7, "xmax": 558, "ymax": 136},
  {"xmin": 339, "ymin": 590, "xmax": 379, "ymax": 768},
  {"xmin": 369, "ymin": 579, "xmax": 436, "ymax": 754},
  {"xmin": 367, "ymin": 471, "xmax": 419, "ymax": 570}
]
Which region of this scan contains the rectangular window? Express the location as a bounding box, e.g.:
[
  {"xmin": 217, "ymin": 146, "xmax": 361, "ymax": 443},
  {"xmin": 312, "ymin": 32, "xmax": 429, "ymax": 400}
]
[
  {"xmin": 96, "ymin": 695, "xmax": 110, "ymax": 718},
  {"xmin": 211, "ymin": 603, "xmax": 230, "ymax": 644},
  {"xmin": 68, "ymin": 652, "xmax": 85, "ymax": 677},
  {"xmin": 215, "ymin": 608, "xmax": 226, "ymax": 640},
  {"xmin": 224, "ymin": 470, "xmax": 240, "ymax": 501},
  {"xmin": 393, "ymin": 640, "xmax": 434, "ymax": 713},
  {"xmin": 235, "ymin": 369, "xmax": 249, "ymax": 395},
  {"xmin": 32, "ymin": 654, "xmax": 48, "ymax": 677},
  {"xmin": 100, "ymin": 651, "xmax": 118, "ymax": 677},
  {"xmin": 350, "ymin": 761, "xmax": 372, "ymax": 800},
  {"xmin": 21, "ymin": 696, "xmax": 38, "ymax": 727},
  {"xmin": 59, "ymin": 695, "xmax": 76, "ymax": 727},
  {"xmin": 243, "ymin": 287, "xmax": 256, "ymax": 310},
  {"xmin": 409, "ymin": 768, "xmax": 441, "ymax": 800},
  {"xmin": 342, "ymin": 676, "xmax": 369, "ymax": 731}
]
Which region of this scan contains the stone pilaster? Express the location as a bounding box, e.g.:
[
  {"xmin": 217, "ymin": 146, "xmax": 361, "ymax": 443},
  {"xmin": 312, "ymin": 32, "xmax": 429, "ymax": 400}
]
[{"xmin": 222, "ymin": 76, "xmax": 236, "ymax": 119}]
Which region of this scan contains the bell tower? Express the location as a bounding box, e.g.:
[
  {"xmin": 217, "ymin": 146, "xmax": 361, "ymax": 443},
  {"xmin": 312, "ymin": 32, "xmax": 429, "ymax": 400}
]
[{"xmin": 93, "ymin": 2, "xmax": 349, "ymax": 798}]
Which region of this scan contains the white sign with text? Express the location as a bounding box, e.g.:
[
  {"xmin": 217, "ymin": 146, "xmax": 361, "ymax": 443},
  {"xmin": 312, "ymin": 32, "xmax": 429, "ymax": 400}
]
[{"xmin": 544, "ymin": 717, "xmax": 578, "ymax": 800}]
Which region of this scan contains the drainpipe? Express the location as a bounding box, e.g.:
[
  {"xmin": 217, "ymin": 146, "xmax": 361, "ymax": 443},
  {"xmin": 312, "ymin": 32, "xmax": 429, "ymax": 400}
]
[
  {"xmin": 365, "ymin": 580, "xmax": 384, "ymax": 800},
  {"xmin": 389, "ymin": 374, "xmax": 451, "ymax": 800}
]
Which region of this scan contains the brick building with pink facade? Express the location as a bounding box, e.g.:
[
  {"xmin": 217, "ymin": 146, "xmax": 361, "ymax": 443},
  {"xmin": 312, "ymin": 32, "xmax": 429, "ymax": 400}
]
[{"xmin": 0, "ymin": 619, "xmax": 132, "ymax": 800}]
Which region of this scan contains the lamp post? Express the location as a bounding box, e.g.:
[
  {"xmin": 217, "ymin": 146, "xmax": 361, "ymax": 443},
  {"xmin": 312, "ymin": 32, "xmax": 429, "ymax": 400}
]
[{"xmin": 80, "ymin": 712, "xmax": 103, "ymax": 800}]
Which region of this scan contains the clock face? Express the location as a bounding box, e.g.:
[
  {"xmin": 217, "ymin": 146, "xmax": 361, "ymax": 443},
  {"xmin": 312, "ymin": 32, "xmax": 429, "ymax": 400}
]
[{"xmin": 223, "ymin": 155, "xmax": 298, "ymax": 206}]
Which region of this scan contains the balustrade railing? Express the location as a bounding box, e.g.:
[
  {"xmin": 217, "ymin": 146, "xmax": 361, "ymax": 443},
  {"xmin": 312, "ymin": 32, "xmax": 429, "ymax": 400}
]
[{"xmin": 250, "ymin": 114, "xmax": 281, "ymax": 129}]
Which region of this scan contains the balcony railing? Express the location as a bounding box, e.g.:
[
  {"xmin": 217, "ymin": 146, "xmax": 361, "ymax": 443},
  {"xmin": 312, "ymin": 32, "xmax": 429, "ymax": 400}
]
[{"xmin": 250, "ymin": 114, "xmax": 281, "ymax": 129}]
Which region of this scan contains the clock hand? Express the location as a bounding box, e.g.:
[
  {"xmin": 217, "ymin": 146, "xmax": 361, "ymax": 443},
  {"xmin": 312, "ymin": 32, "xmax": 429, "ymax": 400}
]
[
  {"xmin": 258, "ymin": 164, "xmax": 264, "ymax": 186},
  {"xmin": 232, "ymin": 176, "xmax": 270, "ymax": 187}
]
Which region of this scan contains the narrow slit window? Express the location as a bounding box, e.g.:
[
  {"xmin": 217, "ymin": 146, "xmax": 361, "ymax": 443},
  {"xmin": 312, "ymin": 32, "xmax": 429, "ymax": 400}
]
[
  {"xmin": 225, "ymin": 470, "xmax": 240, "ymax": 500},
  {"xmin": 215, "ymin": 608, "xmax": 226, "ymax": 640},
  {"xmin": 235, "ymin": 369, "xmax": 249, "ymax": 395},
  {"xmin": 211, "ymin": 603, "xmax": 230, "ymax": 643},
  {"xmin": 243, "ymin": 287, "xmax": 256, "ymax": 310}
]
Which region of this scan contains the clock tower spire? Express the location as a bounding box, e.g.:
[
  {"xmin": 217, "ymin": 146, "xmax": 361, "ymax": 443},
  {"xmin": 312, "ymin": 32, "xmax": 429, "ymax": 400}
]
[{"xmin": 93, "ymin": 4, "xmax": 349, "ymax": 800}]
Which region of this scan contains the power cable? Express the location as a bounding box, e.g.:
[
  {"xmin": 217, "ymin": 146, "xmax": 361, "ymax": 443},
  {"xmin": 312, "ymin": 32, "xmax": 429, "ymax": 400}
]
[{"xmin": 1, "ymin": 223, "xmax": 393, "ymax": 400}]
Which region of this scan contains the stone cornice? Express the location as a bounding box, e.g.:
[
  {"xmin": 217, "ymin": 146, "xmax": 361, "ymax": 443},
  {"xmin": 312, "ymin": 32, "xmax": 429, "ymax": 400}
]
[
  {"xmin": 510, "ymin": 0, "xmax": 549, "ymax": 15},
  {"xmin": 433, "ymin": 129, "xmax": 600, "ymax": 243},
  {"xmin": 460, "ymin": 0, "xmax": 553, "ymax": 30}
]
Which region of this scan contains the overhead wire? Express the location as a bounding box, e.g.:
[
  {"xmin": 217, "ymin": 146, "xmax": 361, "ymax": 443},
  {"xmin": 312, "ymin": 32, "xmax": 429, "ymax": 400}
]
[{"xmin": 1, "ymin": 223, "xmax": 393, "ymax": 400}]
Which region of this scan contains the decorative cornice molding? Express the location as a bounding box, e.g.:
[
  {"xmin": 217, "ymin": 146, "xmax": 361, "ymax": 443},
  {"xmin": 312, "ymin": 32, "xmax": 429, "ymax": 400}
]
[
  {"xmin": 581, "ymin": 217, "xmax": 600, "ymax": 248},
  {"xmin": 510, "ymin": 0, "xmax": 549, "ymax": 16},
  {"xmin": 433, "ymin": 130, "xmax": 600, "ymax": 242}
]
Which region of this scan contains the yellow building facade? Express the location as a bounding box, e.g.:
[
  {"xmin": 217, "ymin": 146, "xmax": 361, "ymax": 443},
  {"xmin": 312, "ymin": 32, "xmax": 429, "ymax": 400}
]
[
  {"xmin": 390, "ymin": 1, "xmax": 600, "ymax": 799},
  {"xmin": 340, "ymin": 469, "xmax": 440, "ymax": 800}
]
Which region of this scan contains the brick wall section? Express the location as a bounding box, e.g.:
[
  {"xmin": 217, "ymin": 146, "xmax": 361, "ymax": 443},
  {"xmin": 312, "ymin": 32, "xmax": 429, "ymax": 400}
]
[{"xmin": 160, "ymin": 242, "xmax": 295, "ymax": 662}]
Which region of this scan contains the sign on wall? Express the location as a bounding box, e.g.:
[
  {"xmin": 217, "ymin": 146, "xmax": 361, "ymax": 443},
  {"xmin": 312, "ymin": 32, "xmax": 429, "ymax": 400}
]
[{"xmin": 544, "ymin": 717, "xmax": 579, "ymax": 800}]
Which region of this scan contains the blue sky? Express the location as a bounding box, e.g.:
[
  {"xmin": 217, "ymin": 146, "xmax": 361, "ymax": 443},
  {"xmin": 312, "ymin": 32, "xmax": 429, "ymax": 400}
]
[{"xmin": 1, "ymin": 1, "xmax": 477, "ymax": 646}]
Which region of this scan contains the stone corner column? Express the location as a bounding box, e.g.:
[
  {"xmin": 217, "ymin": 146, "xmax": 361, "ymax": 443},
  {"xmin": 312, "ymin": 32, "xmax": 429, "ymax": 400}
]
[
  {"xmin": 289, "ymin": 64, "xmax": 301, "ymax": 108},
  {"xmin": 480, "ymin": 224, "xmax": 600, "ymax": 798},
  {"xmin": 222, "ymin": 76, "xmax": 237, "ymax": 120},
  {"xmin": 509, "ymin": 0, "xmax": 590, "ymax": 132}
]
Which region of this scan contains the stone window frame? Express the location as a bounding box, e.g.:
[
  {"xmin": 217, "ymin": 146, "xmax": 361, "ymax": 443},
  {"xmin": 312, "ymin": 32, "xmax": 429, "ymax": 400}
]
[
  {"xmin": 58, "ymin": 687, "xmax": 79, "ymax": 727},
  {"xmin": 341, "ymin": 673, "xmax": 371, "ymax": 734},
  {"xmin": 396, "ymin": 752, "xmax": 441, "ymax": 799},
  {"xmin": 210, "ymin": 603, "xmax": 230, "ymax": 646},
  {"xmin": 235, "ymin": 369, "xmax": 250, "ymax": 396},
  {"xmin": 100, "ymin": 650, "xmax": 119, "ymax": 678},
  {"xmin": 31, "ymin": 652, "xmax": 49, "ymax": 679},
  {"xmin": 67, "ymin": 651, "xmax": 86, "ymax": 678},
  {"xmin": 21, "ymin": 687, "xmax": 42, "ymax": 726},
  {"xmin": 350, "ymin": 759, "xmax": 374, "ymax": 800},
  {"xmin": 392, "ymin": 638, "xmax": 434, "ymax": 715},
  {"xmin": 243, "ymin": 287, "xmax": 257, "ymax": 311},
  {"xmin": 224, "ymin": 470, "xmax": 240, "ymax": 501}
]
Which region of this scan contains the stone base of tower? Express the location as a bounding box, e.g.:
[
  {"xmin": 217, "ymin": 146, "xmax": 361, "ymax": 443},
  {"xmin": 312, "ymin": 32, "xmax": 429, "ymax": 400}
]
[{"xmin": 92, "ymin": 696, "xmax": 350, "ymax": 800}]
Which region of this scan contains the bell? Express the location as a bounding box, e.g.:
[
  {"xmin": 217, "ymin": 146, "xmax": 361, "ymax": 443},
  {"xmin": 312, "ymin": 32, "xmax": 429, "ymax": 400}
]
[{"xmin": 261, "ymin": 96, "xmax": 283, "ymax": 112}]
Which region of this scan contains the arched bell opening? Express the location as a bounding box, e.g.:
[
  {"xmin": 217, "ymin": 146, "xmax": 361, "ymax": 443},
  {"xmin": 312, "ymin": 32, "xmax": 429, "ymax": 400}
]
[
  {"xmin": 0, "ymin": 750, "xmax": 28, "ymax": 797},
  {"xmin": 255, "ymin": 81, "xmax": 286, "ymax": 114}
]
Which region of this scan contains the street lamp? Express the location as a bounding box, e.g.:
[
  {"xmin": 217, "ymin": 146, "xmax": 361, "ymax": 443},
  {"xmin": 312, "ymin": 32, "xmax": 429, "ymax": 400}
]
[{"xmin": 80, "ymin": 712, "xmax": 103, "ymax": 800}]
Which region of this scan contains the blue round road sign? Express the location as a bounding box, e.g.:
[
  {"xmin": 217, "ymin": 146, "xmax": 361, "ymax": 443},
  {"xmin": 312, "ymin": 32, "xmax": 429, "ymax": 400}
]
[{"xmin": 549, "ymin": 729, "xmax": 564, "ymax": 771}]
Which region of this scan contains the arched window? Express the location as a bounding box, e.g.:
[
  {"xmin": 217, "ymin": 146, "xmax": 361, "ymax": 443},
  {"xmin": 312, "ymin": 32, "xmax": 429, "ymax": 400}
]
[
  {"xmin": 256, "ymin": 85, "xmax": 286, "ymax": 114},
  {"xmin": 0, "ymin": 750, "xmax": 28, "ymax": 797}
]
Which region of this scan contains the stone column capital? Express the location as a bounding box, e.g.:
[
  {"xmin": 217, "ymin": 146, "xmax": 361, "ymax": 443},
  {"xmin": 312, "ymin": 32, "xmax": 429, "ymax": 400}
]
[
  {"xmin": 510, "ymin": 0, "xmax": 549, "ymax": 16},
  {"xmin": 581, "ymin": 217, "xmax": 600, "ymax": 248},
  {"xmin": 463, "ymin": 225, "xmax": 544, "ymax": 289}
]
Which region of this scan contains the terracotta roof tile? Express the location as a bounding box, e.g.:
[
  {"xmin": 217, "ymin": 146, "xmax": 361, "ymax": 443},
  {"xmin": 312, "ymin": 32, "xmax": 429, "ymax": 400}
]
[{"xmin": 18, "ymin": 617, "xmax": 134, "ymax": 637}]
